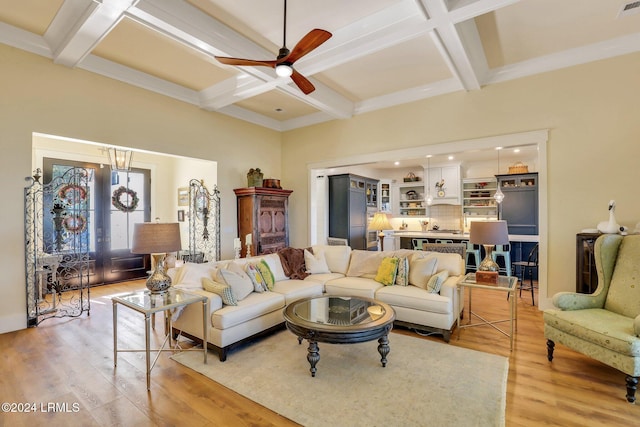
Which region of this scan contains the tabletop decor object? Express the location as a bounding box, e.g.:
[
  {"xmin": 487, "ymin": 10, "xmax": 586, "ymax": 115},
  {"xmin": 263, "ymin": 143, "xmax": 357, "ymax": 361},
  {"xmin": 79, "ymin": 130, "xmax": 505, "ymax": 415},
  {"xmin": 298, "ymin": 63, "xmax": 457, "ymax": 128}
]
[
  {"xmin": 470, "ymin": 220, "xmax": 509, "ymax": 284},
  {"xmin": 131, "ymin": 222, "xmax": 182, "ymax": 293}
]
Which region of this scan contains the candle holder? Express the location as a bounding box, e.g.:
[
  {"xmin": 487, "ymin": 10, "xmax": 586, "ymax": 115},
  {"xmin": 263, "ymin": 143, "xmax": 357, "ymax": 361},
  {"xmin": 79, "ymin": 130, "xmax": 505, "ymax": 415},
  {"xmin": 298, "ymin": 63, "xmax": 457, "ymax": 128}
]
[
  {"xmin": 245, "ymin": 243, "xmax": 252, "ymax": 258},
  {"xmin": 234, "ymin": 247, "xmax": 241, "ymax": 259}
]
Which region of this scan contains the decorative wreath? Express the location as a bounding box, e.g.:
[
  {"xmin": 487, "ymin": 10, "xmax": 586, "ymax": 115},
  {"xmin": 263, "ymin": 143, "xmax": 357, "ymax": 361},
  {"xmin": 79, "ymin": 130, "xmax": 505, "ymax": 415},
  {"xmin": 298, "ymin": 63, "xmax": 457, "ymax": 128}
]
[
  {"xmin": 62, "ymin": 214, "xmax": 87, "ymax": 234},
  {"xmin": 112, "ymin": 186, "xmax": 139, "ymax": 213},
  {"xmin": 58, "ymin": 184, "xmax": 87, "ymax": 204}
]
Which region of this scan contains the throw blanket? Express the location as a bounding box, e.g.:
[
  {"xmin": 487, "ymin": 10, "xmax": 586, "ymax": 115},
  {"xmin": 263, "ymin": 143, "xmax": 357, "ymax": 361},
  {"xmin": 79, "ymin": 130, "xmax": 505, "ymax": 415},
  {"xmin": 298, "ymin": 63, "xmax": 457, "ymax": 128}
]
[{"xmin": 278, "ymin": 247, "xmax": 312, "ymax": 280}]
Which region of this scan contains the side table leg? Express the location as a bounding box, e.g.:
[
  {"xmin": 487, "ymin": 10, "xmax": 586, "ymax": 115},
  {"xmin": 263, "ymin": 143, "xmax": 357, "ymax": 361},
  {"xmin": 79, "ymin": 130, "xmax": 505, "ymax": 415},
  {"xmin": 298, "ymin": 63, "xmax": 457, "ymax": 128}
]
[
  {"xmin": 145, "ymin": 313, "xmax": 151, "ymax": 391},
  {"xmin": 307, "ymin": 340, "xmax": 320, "ymax": 377},
  {"xmin": 378, "ymin": 334, "xmax": 390, "ymax": 367},
  {"xmin": 112, "ymin": 301, "xmax": 117, "ymax": 367}
]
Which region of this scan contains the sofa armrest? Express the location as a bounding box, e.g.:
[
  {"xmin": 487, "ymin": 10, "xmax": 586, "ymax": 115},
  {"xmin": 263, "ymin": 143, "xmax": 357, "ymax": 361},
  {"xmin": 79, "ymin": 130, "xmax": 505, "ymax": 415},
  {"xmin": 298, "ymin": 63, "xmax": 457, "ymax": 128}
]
[{"xmin": 552, "ymin": 291, "xmax": 603, "ymax": 311}]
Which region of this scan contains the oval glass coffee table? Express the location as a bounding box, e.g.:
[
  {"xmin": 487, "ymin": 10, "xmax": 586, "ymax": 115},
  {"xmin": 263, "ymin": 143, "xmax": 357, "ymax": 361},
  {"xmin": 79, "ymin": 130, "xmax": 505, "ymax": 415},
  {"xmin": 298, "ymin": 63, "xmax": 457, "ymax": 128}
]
[{"xmin": 283, "ymin": 295, "xmax": 395, "ymax": 377}]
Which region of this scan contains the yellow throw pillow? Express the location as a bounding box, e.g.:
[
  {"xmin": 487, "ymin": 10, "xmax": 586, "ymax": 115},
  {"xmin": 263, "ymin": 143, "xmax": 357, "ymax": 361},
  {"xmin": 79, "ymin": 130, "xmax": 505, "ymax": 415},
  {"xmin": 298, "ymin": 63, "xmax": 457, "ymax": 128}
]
[
  {"xmin": 375, "ymin": 256, "xmax": 399, "ymax": 286},
  {"xmin": 257, "ymin": 259, "xmax": 275, "ymax": 291},
  {"xmin": 202, "ymin": 278, "xmax": 237, "ymax": 305}
]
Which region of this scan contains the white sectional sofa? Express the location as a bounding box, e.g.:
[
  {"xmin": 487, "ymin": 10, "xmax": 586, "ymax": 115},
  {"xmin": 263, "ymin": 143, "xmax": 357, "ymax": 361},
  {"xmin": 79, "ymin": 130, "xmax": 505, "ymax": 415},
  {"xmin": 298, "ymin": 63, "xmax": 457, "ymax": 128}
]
[{"xmin": 170, "ymin": 245, "xmax": 464, "ymax": 361}]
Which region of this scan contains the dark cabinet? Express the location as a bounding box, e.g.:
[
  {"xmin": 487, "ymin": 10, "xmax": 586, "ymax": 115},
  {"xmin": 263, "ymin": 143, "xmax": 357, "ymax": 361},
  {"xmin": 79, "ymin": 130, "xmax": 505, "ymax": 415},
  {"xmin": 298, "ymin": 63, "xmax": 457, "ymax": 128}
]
[
  {"xmin": 576, "ymin": 232, "xmax": 600, "ymax": 293},
  {"xmin": 329, "ymin": 174, "xmax": 378, "ymax": 250},
  {"xmin": 497, "ymin": 173, "xmax": 538, "ymax": 235},
  {"xmin": 234, "ymin": 187, "xmax": 292, "ymax": 257}
]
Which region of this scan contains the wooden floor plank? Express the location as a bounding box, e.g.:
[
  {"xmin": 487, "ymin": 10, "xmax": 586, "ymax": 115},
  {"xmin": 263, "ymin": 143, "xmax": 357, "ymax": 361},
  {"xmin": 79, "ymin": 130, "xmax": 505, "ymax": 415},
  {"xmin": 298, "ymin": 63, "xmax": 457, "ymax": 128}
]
[{"xmin": 1, "ymin": 280, "xmax": 638, "ymax": 426}]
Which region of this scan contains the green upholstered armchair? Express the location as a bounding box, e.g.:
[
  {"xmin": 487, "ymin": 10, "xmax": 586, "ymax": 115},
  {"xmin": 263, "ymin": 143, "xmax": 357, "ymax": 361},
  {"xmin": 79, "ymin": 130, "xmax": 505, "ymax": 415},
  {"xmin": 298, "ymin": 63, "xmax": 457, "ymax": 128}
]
[{"xmin": 544, "ymin": 234, "xmax": 640, "ymax": 403}]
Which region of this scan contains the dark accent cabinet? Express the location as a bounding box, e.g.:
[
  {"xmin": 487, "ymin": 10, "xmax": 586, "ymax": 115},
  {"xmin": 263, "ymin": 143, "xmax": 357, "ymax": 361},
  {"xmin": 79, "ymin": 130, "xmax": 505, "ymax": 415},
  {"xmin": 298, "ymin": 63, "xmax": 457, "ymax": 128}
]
[
  {"xmin": 576, "ymin": 232, "xmax": 601, "ymax": 293},
  {"xmin": 496, "ymin": 173, "xmax": 538, "ymax": 235},
  {"xmin": 328, "ymin": 174, "xmax": 378, "ymax": 250},
  {"xmin": 234, "ymin": 187, "xmax": 292, "ymax": 257}
]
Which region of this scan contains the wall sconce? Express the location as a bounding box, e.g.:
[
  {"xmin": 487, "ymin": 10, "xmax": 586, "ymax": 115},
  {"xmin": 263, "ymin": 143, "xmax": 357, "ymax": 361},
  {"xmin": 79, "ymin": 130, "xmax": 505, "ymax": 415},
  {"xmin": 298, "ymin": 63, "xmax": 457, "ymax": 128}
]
[{"xmin": 107, "ymin": 147, "xmax": 133, "ymax": 171}]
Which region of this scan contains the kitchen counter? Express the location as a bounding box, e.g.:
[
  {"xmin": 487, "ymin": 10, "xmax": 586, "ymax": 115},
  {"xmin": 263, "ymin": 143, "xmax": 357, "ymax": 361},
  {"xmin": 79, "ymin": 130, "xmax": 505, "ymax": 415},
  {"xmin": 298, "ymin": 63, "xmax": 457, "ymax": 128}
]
[{"xmin": 392, "ymin": 231, "xmax": 539, "ymax": 243}]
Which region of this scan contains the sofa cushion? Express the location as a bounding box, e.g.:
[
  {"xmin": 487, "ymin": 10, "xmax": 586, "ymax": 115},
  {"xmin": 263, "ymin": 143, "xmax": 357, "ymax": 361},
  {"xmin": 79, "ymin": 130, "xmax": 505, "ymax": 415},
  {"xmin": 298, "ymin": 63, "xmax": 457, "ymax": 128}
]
[
  {"xmin": 409, "ymin": 255, "xmax": 439, "ymax": 289},
  {"xmin": 395, "ymin": 256, "xmax": 410, "ymax": 286},
  {"xmin": 544, "ymin": 308, "xmax": 640, "ymax": 357},
  {"xmin": 173, "ymin": 262, "xmax": 221, "ymax": 289},
  {"xmin": 216, "ymin": 265, "xmax": 254, "ymax": 301},
  {"xmin": 426, "ymin": 270, "xmax": 449, "ymax": 293},
  {"xmin": 325, "ymin": 276, "xmax": 384, "ymax": 299},
  {"xmin": 427, "ymin": 252, "xmax": 464, "ymax": 276},
  {"xmin": 211, "ymin": 291, "xmax": 285, "ymax": 330},
  {"xmin": 375, "ymin": 285, "xmax": 452, "ymax": 315},
  {"xmin": 375, "ymin": 256, "xmax": 399, "ymax": 286},
  {"xmin": 303, "ymin": 272, "xmax": 345, "ymax": 286},
  {"xmin": 202, "ymin": 278, "xmax": 237, "ymax": 306},
  {"xmin": 346, "ymin": 250, "xmax": 386, "ymax": 279},
  {"xmin": 312, "ymin": 245, "xmax": 352, "ymax": 274},
  {"xmin": 304, "ymin": 248, "xmax": 331, "ymax": 274},
  {"xmin": 272, "ymin": 279, "xmax": 324, "ymax": 305}
]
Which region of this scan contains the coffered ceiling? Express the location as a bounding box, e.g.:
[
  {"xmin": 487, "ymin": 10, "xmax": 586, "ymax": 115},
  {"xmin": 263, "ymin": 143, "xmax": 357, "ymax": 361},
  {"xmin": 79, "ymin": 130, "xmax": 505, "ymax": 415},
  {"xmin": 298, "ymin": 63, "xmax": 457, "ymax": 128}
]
[{"xmin": 1, "ymin": 0, "xmax": 639, "ymax": 131}]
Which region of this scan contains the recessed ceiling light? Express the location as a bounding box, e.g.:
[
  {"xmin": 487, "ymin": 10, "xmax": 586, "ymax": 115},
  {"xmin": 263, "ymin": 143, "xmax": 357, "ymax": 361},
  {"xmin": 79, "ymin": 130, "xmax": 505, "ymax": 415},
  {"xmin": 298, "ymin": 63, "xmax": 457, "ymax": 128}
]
[
  {"xmin": 514, "ymin": 148, "xmax": 520, "ymax": 153},
  {"xmin": 448, "ymin": 155, "xmax": 454, "ymax": 160},
  {"xmin": 394, "ymin": 161, "xmax": 400, "ymax": 166}
]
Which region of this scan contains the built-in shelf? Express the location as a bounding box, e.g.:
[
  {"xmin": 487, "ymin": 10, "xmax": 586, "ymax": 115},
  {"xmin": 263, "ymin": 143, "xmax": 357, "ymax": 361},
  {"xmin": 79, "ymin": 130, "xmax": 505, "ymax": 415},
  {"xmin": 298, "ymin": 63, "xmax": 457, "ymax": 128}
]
[{"xmin": 462, "ymin": 177, "xmax": 498, "ymax": 219}]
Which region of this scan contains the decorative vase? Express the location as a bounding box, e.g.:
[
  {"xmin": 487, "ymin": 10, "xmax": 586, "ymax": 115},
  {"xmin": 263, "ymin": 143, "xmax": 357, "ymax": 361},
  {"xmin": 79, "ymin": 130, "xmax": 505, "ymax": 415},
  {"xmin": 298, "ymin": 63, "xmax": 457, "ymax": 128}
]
[{"xmin": 247, "ymin": 168, "xmax": 263, "ymax": 187}]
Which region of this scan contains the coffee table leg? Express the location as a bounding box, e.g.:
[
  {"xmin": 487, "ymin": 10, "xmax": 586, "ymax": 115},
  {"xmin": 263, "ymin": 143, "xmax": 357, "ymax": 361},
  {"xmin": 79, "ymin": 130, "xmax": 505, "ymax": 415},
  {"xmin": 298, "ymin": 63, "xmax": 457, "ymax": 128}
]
[
  {"xmin": 378, "ymin": 334, "xmax": 390, "ymax": 367},
  {"xmin": 307, "ymin": 340, "xmax": 320, "ymax": 377}
]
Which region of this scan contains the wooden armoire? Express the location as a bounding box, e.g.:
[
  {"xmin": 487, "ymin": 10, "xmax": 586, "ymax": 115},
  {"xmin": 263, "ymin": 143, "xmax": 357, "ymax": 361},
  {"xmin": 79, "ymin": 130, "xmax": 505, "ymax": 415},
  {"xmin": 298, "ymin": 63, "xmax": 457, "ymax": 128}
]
[{"xmin": 234, "ymin": 187, "xmax": 293, "ymax": 257}]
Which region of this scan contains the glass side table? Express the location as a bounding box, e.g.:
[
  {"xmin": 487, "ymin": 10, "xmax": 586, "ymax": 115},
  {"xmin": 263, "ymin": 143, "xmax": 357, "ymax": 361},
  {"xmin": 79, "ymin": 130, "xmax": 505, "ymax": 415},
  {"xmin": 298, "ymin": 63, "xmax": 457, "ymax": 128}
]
[
  {"xmin": 112, "ymin": 288, "xmax": 208, "ymax": 390},
  {"xmin": 456, "ymin": 273, "xmax": 518, "ymax": 350}
]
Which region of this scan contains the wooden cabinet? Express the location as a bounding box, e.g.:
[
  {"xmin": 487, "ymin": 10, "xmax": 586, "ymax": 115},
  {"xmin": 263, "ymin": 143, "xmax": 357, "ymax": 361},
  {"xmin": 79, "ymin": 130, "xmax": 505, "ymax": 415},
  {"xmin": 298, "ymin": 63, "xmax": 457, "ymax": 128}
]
[
  {"xmin": 328, "ymin": 174, "xmax": 378, "ymax": 250},
  {"xmin": 497, "ymin": 173, "xmax": 538, "ymax": 235},
  {"xmin": 379, "ymin": 180, "xmax": 391, "ymax": 213},
  {"xmin": 576, "ymin": 232, "xmax": 600, "ymax": 293},
  {"xmin": 234, "ymin": 187, "xmax": 292, "ymax": 257}
]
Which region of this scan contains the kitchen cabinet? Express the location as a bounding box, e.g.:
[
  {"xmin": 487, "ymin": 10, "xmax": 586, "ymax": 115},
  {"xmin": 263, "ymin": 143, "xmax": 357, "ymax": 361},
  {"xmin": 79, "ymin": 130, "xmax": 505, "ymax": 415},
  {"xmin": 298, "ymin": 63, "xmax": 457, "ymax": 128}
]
[
  {"xmin": 462, "ymin": 177, "xmax": 498, "ymax": 219},
  {"xmin": 497, "ymin": 173, "xmax": 538, "ymax": 235},
  {"xmin": 379, "ymin": 180, "xmax": 392, "ymax": 213},
  {"xmin": 576, "ymin": 232, "xmax": 600, "ymax": 294},
  {"xmin": 428, "ymin": 165, "xmax": 461, "ymax": 205},
  {"xmin": 234, "ymin": 187, "xmax": 292, "ymax": 257},
  {"xmin": 329, "ymin": 174, "xmax": 378, "ymax": 250}
]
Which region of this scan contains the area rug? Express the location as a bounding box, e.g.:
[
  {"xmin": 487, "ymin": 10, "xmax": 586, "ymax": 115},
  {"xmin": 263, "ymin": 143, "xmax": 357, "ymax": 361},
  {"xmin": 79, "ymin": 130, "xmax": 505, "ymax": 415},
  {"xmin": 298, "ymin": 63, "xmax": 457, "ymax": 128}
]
[{"xmin": 172, "ymin": 331, "xmax": 508, "ymax": 427}]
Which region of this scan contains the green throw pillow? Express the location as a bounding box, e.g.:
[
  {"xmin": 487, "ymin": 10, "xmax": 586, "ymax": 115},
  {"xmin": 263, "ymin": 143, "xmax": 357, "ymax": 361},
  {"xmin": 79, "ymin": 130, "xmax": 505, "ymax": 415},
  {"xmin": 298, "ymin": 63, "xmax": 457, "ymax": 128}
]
[
  {"xmin": 375, "ymin": 256, "xmax": 399, "ymax": 286},
  {"xmin": 202, "ymin": 278, "xmax": 237, "ymax": 305},
  {"xmin": 245, "ymin": 263, "xmax": 267, "ymax": 292},
  {"xmin": 426, "ymin": 270, "xmax": 449, "ymax": 293},
  {"xmin": 395, "ymin": 256, "xmax": 409, "ymax": 286},
  {"xmin": 257, "ymin": 259, "xmax": 275, "ymax": 291}
]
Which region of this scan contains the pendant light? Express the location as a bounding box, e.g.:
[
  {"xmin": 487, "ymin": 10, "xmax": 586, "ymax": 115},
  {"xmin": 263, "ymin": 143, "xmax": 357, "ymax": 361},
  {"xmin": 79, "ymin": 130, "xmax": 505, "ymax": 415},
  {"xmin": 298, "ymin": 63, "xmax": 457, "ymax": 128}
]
[
  {"xmin": 425, "ymin": 155, "xmax": 434, "ymax": 206},
  {"xmin": 494, "ymin": 147, "xmax": 505, "ymax": 204}
]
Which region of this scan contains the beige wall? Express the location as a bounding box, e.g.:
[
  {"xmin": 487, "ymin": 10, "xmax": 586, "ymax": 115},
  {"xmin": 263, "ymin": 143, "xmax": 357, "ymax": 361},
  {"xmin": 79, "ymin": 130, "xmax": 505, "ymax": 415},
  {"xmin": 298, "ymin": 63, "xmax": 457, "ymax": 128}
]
[
  {"xmin": 0, "ymin": 44, "xmax": 280, "ymax": 333},
  {"xmin": 282, "ymin": 52, "xmax": 640, "ymax": 307}
]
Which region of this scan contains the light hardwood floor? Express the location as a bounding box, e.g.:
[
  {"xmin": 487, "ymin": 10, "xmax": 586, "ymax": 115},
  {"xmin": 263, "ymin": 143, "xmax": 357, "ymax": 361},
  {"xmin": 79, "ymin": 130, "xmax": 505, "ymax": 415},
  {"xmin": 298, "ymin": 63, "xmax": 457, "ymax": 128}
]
[{"xmin": 1, "ymin": 280, "xmax": 638, "ymax": 426}]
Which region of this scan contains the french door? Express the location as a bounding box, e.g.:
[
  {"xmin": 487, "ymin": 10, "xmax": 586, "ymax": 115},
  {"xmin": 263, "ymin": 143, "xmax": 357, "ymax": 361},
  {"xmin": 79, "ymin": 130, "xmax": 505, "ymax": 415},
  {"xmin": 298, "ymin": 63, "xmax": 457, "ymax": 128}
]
[{"xmin": 43, "ymin": 158, "xmax": 150, "ymax": 285}]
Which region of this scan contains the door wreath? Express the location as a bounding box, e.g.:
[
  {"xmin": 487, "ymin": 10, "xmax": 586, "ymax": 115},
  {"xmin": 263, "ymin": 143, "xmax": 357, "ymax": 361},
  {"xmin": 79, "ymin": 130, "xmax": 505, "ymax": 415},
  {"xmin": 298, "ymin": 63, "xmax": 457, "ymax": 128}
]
[
  {"xmin": 112, "ymin": 186, "xmax": 139, "ymax": 213},
  {"xmin": 57, "ymin": 183, "xmax": 87, "ymax": 204},
  {"xmin": 63, "ymin": 214, "xmax": 87, "ymax": 234}
]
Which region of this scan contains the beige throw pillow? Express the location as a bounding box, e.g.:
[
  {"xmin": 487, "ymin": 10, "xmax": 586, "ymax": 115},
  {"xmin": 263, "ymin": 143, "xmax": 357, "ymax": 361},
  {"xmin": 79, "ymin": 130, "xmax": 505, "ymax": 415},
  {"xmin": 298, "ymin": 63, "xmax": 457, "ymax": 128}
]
[
  {"xmin": 216, "ymin": 266, "xmax": 254, "ymax": 301},
  {"xmin": 304, "ymin": 249, "xmax": 330, "ymax": 274},
  {"xmin": 409, "ymin": 255, "xmax": 439, "ymax": 289},
  {"xmin": 346, "ymin": 250, "xmax": 387, "ymax": 278},
  {"xmin": 426, "ymin": 270, "xmax": 449, "ymax": 293}
]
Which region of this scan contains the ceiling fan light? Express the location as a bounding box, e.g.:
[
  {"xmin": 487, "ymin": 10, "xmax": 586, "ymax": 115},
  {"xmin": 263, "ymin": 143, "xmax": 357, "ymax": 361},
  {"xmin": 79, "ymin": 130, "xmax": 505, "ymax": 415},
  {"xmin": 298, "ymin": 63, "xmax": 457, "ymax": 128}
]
[{"xmin": 275, "ymin": 64, "xmax": 293, "ymax": 77}]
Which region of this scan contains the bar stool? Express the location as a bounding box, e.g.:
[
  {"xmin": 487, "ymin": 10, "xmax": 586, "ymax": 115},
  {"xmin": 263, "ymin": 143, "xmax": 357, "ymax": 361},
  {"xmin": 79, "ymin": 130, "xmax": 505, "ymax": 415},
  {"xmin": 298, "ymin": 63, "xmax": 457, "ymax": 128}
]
[
  {"xmin": 435, "ymin": 239, "xmax": 454, "ymax": 244},
  {"xmin": 491, "ymin": 244, "xmax": 512, "ymax": 276},
  {"xmin": 463, "ymin": 241, "xmax": 481, "ymax": 272},
  {"xmin": 512, "ymin": 243, "xmax": 539, "ymax": 305},
  {"xmin": 412, "ymin": 238, "xmax": 429, "ymax": 250}
]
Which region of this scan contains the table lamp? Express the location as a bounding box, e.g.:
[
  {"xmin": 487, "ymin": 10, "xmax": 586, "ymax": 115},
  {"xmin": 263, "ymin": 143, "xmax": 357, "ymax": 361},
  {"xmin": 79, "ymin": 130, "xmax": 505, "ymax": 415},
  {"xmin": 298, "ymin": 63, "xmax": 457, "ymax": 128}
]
[
  {"xmin": 470, "ymin": 220, "xmax": 509, "ymax": 283},
  {"xmin": 369, "ymin": 212, "xmax": 393, "ymax": 251},
  {"xmin": 131, "ymin": 222, "xmax": 182, "ymax": 293}
]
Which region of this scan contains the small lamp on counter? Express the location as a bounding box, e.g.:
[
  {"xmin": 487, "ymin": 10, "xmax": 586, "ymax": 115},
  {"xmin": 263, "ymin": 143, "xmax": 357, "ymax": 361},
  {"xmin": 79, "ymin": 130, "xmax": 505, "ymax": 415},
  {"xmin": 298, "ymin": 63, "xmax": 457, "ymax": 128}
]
[
  {"xmin": 470, "ymin": 220, "xmax": 509, "ymax": 284},
  {"xmin": 131, "ymin": 222, "xmax": 182, "ymax": 294},
  {"xmin": 369, "ymin": 212, "xmax": 393, "ymax": 251}
]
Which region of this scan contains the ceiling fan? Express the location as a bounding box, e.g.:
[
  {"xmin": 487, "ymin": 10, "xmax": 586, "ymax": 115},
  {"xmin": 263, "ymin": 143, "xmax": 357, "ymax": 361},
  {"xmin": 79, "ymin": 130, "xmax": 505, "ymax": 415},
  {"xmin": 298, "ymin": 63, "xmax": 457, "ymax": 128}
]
[{"xmin": 214, "ymin": 0, "xmax": 331, "ymax": 95}]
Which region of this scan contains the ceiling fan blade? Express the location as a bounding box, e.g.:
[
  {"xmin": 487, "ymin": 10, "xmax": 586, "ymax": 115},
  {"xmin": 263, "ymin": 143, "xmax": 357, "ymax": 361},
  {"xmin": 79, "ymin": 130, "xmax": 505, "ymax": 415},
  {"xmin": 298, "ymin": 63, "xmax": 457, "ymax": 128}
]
[
  {"xmin": 290, "ymin": 70, "xmax": 315, "ymax": 95},
  {"xmin": 215, "ymin": 56, "xmax": 277, "ymax": 68},
  {"xmin": 284, "ymin": 29, "xmax": 332, "ymax": 64}
]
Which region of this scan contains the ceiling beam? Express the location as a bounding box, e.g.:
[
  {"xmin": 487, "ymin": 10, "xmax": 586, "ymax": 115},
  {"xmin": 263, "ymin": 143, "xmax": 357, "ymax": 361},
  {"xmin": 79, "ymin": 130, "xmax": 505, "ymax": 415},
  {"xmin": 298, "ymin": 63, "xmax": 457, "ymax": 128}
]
[{"xmin": 45, "ymin": 0, "xmax": 138, "ymax": 67}]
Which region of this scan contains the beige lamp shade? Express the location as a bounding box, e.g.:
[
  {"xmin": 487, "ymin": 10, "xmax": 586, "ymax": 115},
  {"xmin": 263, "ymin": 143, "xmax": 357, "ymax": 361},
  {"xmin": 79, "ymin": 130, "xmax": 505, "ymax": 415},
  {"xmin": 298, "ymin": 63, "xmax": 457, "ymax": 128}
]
[
  {"xmin": 469, "ymin": 220, "xmax": 509, "ymax": 246},
  {"xmin": 131, "ymin": 222, "xmax": 182, "ymax": 254},
  {"xmin": 369, "ymin": 212, "xmax": 392, "ymax": 231}
]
